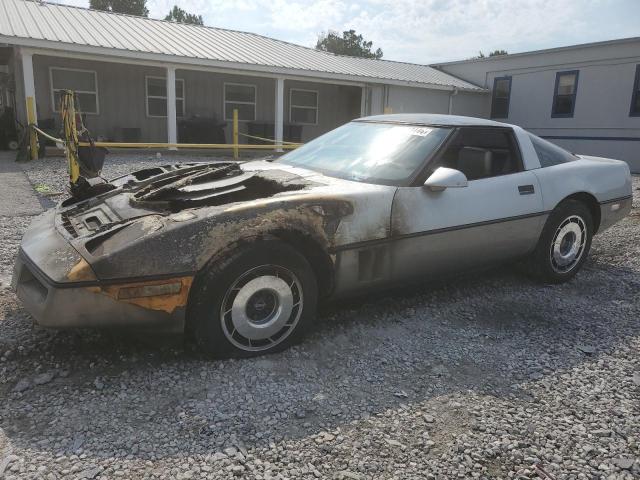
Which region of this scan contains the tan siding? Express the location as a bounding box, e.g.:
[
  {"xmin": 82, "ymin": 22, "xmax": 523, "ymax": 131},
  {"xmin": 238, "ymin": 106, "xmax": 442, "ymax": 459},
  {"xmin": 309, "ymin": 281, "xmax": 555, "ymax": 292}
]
[
  {"xmin": 180, "ymin": 71, "xmax": 277, "ymax": 143},
  {"xmin": 29, "ymin": 56, "xmax": 362, "ymax": 145},
  {"xmin": 33, "ymin": 54, "xmax": 166, "ymax": 141},
  {"xmin": 284, "ymin": 80, "xmax": 361, "ymax": 142},
  {"xmin": 387, "ymin": 86, "xmax": 450, "ymax": 114}
]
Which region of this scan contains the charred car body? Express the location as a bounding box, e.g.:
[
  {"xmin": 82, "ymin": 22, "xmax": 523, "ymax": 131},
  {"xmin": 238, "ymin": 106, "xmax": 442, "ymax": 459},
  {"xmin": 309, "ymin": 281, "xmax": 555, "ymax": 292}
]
[{"xmin": 13, "ymin": 114, "xmax": 632, "ymax": 357}]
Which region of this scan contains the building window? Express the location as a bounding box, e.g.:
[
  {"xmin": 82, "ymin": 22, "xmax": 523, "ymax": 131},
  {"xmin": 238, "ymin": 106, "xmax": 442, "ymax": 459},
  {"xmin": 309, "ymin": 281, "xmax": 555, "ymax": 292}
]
[
  {"xmin": 630, "ymin": 64, "xmax": 640, "ymax": 117},
  {"xmin": 552, "ymin": 70, "xmax": 579, "ymax": 118},
  {"xmin": 145, "ymin": 76, "xmax": 185, "ymax": 118},
  {"xmin": 224, "ymin": 83, "xmax": 256, "ymax": 121},
  {"xmin": 290, "ymin": 89, "xmax": 318, "ymax": 124},
  {"xmin": 490, "ymin": 76, "xmax": 511, "ymax": 119},
  {"xmin": 50, "ymin": 67, "xmax": 99, "ymax": 114}
]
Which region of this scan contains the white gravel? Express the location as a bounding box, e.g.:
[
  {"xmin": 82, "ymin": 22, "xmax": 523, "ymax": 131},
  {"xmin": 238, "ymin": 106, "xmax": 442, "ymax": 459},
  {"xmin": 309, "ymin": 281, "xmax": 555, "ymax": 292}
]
[
  {"xmin": 19, "ymin": 151, "xmax": 275, "ymax": 198},
  {"xmin": 0, "ymin": 154, "xmax": 638, "ymax": 479}
]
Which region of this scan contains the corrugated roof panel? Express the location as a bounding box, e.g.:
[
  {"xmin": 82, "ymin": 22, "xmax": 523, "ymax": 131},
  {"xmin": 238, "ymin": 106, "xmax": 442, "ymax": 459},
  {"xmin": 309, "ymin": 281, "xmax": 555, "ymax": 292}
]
[
  {"xmin": 66, "ymin": 7, "xmax": 110, "ymax": 48},
  {"xmin": 4, "ymin": 0, "xmax": 29, "ymax": 38},
  {"xmin": 23, "ymin": 1, "xmax": 55, "ymax": 41},
  {"xmin": 0, "ymin": 0, "xmax": 484, "ymax": 91},
  {"xmin": 0, "ymin": 3, "xmax": 14, "ymax": 37}
]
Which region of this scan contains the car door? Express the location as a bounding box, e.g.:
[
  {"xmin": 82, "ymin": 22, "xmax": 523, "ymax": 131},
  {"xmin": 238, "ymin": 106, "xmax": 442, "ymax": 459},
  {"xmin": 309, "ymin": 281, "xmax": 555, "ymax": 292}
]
[{"xmin": 390, "ymin": 126, "xmax": 545, "ymax": 282}]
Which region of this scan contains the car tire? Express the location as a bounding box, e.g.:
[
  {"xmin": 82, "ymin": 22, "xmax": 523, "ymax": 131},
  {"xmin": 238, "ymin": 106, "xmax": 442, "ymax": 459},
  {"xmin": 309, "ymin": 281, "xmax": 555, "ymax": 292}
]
[
  {"xmin": 524, "ymin": 199, "xmax": 594, "ymax": 283},
  {"xmin": 189, "ymin": 240, "xmax": 318, "ymax": 358}
]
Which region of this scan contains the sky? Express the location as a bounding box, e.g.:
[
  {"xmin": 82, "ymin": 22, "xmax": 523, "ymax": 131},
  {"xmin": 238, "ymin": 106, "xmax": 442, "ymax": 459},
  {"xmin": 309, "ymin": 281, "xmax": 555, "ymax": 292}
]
[{"xmin": 49, "ymin": 0, "xmax": 640, "ymax": 64}]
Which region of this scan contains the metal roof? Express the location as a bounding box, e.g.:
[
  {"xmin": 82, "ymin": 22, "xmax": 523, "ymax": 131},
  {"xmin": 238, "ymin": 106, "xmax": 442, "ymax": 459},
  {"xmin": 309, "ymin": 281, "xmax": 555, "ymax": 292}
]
[
  {"xmin": 358, "ymin": 113, "xmax": 510, "ymax": 127},
  {"xmin": 433, "ymin": 36, "xmax": 640, "ymax": 66},
  {"xmin": 0, "ymin": 0, "xmax": 484, "ymax": 92}
]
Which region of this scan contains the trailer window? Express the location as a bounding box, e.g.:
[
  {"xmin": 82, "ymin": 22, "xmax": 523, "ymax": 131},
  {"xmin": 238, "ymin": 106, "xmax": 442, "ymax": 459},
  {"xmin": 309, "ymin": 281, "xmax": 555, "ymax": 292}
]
[
  {"xmin": 631, "ymin": 64, "xmax": 640, "ymax": 117},
  {"xmin": 50, "ymin": 67, "xmax": 99, "ymax": 114},
  {"xmin": 552, "ymin": 70, "xmax": 579, "ymax": 118},
  {"xmin": 490, "ymin": 76, "xmax": 511, "ymax": 119}
]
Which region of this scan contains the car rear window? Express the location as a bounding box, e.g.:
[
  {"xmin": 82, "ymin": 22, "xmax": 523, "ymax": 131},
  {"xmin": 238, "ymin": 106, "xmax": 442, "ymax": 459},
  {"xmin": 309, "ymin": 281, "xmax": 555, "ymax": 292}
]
[{"xmin": 528, "ymin": 133, "xmax": 578, "ymax": 167}]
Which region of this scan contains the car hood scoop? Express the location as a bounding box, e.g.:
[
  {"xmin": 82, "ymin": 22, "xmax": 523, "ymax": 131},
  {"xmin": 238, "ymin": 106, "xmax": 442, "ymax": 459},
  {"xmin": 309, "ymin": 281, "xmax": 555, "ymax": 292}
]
[{"xmin": 131, "ymin": 162, "xmax": 309, "ymax": 211}]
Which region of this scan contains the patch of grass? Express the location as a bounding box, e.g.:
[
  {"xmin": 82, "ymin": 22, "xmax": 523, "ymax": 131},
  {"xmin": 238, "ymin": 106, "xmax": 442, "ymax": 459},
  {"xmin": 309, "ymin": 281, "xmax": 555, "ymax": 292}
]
[{"xmin": 34, "ymin": 183, "xmax": 63, "ymax": 196}]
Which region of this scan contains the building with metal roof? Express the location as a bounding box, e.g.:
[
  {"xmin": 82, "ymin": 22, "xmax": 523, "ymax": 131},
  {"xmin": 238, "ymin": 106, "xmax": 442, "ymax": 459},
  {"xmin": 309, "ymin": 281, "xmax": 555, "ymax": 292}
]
[
  {"xmin": 0, "ymin": 0, "xmax": 482, "ymax": 92},
  {"xmin": 2, "ymin": 0, "xmax": 636, "ymax": 171},
  {"xmin": 0, "ymin": 0, "xmax": 489, "ymax": 147}
]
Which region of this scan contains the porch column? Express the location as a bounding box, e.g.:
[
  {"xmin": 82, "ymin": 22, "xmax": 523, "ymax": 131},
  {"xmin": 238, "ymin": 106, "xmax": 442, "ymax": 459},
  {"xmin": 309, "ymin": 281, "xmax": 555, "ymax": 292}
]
[
  {"xmin": 21, "ymin": 50, "xmax": 38, "ymax": 160},
  {"xmin": 448, "ymin": 87, "xmax": 458, "ymax": 114},
  {"xmin": 360, "ymin": 86, "xmax": 368, "ymax": 117},
  {"xmin": 275, "ymin": 77, "xmax": 284, "ymax": 152},
  {"xmin": 166, "ymin": 66, "xmax": 177, "ymax": 147}
]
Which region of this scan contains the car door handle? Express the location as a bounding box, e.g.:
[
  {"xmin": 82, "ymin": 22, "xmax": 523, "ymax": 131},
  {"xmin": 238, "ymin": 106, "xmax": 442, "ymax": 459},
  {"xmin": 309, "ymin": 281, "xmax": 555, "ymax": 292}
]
[{"xmin": 518, "ymin": 185, "xmax": 535, "ymax": 195}]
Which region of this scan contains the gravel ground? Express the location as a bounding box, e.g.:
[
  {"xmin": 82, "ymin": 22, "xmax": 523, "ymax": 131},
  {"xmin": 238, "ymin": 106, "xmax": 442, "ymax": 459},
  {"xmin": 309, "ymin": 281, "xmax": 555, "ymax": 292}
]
[
  {"xmin": 19, "ymin": 151, "xmax": 275, "ymax": 198},
  {"xmin": 0, "ymin": 154, "xmax": 638, "ymax": 479}
]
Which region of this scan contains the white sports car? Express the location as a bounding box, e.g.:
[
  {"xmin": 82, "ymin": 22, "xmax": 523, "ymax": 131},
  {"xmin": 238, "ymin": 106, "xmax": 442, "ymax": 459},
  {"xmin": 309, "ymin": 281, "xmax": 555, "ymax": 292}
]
[{"xmin": 13, "ymin": 114, "xmax": 632, "ymax": 357}]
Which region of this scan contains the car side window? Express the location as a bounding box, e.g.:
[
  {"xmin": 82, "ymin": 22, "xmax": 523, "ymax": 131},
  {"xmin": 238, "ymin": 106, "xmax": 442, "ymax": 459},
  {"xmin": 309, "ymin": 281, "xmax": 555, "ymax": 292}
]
[
  {"xmin": 431, "ymin": 127, "xmax": 522, "ymax": 181},
  {"xmin": 527, "ymin": 133, "xmax": 578, "ymax": 167}
]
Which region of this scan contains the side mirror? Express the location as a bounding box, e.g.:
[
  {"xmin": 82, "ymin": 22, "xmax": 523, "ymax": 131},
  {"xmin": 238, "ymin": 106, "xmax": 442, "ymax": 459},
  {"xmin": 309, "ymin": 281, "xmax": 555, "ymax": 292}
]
[{"xmin": 424, "ymin": 167, "xmax": 468, "ymax": 192}]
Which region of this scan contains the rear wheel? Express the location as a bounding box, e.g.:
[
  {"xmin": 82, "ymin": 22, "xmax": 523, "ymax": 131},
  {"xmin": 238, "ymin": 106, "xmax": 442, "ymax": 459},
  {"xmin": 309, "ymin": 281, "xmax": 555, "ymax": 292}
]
[
  {"xmin": 189, "ymin": 240, "xmax": 318, "ymax": 358},
  {"xmin": 525, "ymin": 199, "xmax": 593, "ymax": 283}
]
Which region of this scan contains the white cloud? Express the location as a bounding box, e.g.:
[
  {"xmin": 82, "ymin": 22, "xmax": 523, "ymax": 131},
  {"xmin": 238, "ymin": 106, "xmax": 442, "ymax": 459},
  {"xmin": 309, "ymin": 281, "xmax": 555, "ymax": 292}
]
[
  {"xmin": 267, "ymin": 0, "xmax": 347, "ymax": 32},
  {"xmin": 343, "ymin": 0, "xmax": 589, "ymax": 62},
  {"xmin": 46, "ymin": 0, "xmax": 640, "ymax": 64}
]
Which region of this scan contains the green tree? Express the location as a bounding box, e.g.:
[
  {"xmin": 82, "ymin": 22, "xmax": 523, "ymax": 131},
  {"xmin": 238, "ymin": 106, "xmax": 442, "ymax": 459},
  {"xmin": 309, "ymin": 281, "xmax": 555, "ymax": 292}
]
[
  {"xmin": 316, "ymin": 29, "xmax": 383, "ymax": 59},
  {"xmin": 164, "ymin": 5, "xmax": 204, "ymax": 25},
  {"xmin": 89, "ymin": 0, "xmax": 149, "ymax": 17},
  {"xmin": 475, "ymin": 49, "xmax": 508, "ymax": 59}
]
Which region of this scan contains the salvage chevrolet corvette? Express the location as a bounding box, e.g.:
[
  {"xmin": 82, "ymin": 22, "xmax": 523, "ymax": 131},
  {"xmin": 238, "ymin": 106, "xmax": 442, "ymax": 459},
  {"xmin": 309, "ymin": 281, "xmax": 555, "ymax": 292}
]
[{"xmin": 13, "ymin": 114, "xmax": 632, "ymax": 357}]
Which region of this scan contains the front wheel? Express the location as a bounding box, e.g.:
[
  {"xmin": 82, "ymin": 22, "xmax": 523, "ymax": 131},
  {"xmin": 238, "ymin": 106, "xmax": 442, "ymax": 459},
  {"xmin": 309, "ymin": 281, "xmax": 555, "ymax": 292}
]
[
  {"xmin": 525, "ymin": 199, "xmax": 593, "ymax": 283},
  {"xmin": 189, "ymin": 241, "xmax": 318, "ymax": 358}
]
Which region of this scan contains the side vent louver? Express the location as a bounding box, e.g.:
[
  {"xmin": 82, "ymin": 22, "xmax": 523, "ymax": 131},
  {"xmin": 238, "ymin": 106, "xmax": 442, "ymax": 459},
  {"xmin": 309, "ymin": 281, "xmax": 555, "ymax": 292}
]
[{"xmin": 358, "ymin": 246, "xmax": 387, "ymax": 282}]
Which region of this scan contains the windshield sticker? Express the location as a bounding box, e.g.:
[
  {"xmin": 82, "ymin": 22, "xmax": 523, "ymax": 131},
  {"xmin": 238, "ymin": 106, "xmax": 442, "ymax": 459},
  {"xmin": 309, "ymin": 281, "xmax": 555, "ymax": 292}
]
[{"xmin": 407, "ymin": 127, "xmax": 433, "ymax": 137}]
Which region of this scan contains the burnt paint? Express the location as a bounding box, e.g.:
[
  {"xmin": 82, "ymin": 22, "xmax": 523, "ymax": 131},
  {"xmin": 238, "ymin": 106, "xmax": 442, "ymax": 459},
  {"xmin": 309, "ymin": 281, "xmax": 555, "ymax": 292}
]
[{"xmin": 58, "ymin": 163, "xmax": 356, "ymax": 283}]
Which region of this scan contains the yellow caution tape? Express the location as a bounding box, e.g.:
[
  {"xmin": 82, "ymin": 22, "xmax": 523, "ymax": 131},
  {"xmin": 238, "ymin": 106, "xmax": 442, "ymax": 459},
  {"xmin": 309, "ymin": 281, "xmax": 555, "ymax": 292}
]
[
  {"xmin": 76, "ymin": 141, "xmax": 299, "ymax": 150},
  {"xmin": 30, "ymin": 125, "xmax": 64, "ymax": 145},
  {"xmin": 238, "ymin": 132, "xmax": 301, "ymax": 146}
]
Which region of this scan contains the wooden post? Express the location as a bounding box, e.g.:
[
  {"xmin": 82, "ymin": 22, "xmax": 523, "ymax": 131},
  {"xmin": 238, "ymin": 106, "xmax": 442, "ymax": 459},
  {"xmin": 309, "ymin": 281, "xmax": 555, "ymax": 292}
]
[
  {"xmin": 22, "ymin": 50, "xmax": 39, "ymax": 160},
  {"xmin": 233, "ymin": 108, "xmax": 239, "ymax": 160},
  {"xmin": 26, "ymin": 96, "xmax": 38, "ymax": 160}
]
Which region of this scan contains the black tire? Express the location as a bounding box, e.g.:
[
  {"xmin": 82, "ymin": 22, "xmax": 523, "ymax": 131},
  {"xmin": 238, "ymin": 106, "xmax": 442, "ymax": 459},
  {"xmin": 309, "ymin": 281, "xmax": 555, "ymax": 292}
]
[
  {"xmin": 188, "ymin": 240, "xmax": 318, "ymax": 358},
  {"xmin": 524, "ymin": 199, "xmax": 593, "ymax": 283}
]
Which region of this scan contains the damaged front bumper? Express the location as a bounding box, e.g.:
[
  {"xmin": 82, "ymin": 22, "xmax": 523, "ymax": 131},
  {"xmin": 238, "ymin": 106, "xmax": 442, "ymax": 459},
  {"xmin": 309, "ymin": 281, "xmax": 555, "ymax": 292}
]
[{"xmin": 12, "ymin": 210, "xmax": 189, "ymax": 332}]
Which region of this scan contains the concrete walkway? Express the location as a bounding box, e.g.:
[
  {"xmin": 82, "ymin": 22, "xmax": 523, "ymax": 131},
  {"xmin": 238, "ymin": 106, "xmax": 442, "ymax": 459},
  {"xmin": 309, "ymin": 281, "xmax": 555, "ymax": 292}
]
[{"xmin": 0, "ymin": 151, "xmax": 44, "ymax": 217}]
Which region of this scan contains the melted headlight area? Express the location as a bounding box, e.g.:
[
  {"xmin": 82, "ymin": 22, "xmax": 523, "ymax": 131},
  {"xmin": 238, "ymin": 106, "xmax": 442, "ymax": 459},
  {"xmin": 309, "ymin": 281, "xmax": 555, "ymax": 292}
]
[{"xmin": 86, "ymin": 276, "xmax": 193, "ymax": 314}]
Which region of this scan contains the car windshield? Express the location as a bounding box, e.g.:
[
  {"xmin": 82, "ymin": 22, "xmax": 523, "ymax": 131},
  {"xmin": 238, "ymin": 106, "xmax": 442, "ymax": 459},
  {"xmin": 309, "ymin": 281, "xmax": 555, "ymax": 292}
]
[{"xmin": 277, "ymin": 122, "xmax": 451, "ymax": 185}]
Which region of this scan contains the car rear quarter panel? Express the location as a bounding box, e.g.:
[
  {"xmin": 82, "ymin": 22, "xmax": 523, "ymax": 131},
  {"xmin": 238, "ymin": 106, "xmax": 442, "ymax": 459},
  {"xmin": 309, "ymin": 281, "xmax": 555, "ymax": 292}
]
[
  {"xmin": 531, "ymin": 157, "xmax": 632, "ymax": 232},
  {"xmin": 532, "ymin": 158, "xmax": 631, "ymax": 208}
]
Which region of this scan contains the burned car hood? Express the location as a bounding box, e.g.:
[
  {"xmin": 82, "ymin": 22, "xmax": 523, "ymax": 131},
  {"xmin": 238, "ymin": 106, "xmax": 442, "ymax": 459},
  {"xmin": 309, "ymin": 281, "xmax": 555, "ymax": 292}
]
[
  {"xmin": 57, "ymin": 161, "xmax": 315, "ymax": 235},
  {"xmin": 43, "ymin": 160, "xmax": 396, "ymax": 282}
]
